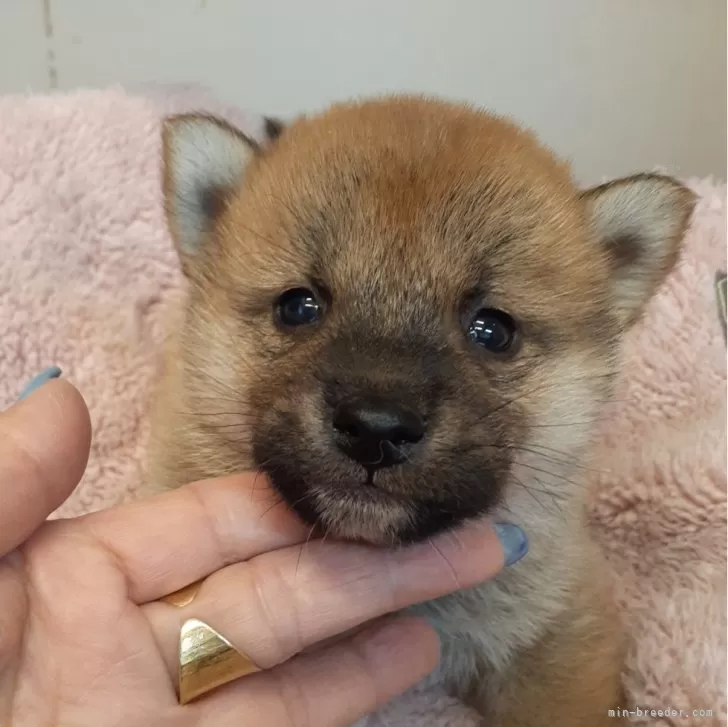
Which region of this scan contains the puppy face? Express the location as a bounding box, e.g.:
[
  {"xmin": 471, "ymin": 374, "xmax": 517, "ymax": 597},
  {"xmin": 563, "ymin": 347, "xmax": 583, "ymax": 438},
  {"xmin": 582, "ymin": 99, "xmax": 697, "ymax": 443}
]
[{"xmin": 159, "ymin": 97, "xmax": 694, "ymax": 545}]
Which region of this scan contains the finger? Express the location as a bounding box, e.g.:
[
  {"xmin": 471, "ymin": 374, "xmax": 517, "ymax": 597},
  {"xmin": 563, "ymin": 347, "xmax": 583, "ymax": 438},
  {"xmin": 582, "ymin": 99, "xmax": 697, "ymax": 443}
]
[
  {"xmin": 144, "ymin": 520, "xmax": 513, "ymax": 676},
  {"xmin": 0, "ymin": 375, "xmax": 91, "ymax": 555},
  {"xmin": 79, "ymin": 473, "xmax": 310, "ymax": 602},
  {"xmin": 189, "ymin": 617, "xmax": 439, "ymax": 727}
]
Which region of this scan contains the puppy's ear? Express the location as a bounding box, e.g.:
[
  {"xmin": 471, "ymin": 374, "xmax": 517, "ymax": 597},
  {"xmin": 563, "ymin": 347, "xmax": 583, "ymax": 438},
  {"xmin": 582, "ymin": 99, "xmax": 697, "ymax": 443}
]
[
  {"xmin": 162, "ymin": 114, "xmax": 283, "ymax": 275},
  {"xmin": 263, "ymin": 116, "xmax": 286, "ymax": 142},
  {"xmin": 582, "ymin": 173, "xmax": 696, "ymax": 326}
]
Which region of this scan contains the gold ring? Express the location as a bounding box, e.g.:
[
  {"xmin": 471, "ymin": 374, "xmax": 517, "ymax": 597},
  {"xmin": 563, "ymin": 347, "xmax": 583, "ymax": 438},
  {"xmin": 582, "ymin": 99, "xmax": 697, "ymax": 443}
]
[
  {"xmin": 162, "ymin": 579, "xmax": 205, "ymax": 608},
  {"xmin": 161, "ymin": 578, "xmax": 262, "ymax": 704}
]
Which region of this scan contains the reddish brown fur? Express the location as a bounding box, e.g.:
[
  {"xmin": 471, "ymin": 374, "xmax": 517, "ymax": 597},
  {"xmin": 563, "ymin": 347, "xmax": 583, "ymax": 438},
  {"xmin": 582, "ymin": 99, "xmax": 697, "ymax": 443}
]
[
  {"xmin": 151, "ymin": 99, "xmax": 620, "ymax": 498},
  {"xmin": 479, "ymin": 558, "xmax": 628, "ymax": 726},
  {"xmin": 148, "ymin": 96, "xmax": 694, "ymax": 725}
]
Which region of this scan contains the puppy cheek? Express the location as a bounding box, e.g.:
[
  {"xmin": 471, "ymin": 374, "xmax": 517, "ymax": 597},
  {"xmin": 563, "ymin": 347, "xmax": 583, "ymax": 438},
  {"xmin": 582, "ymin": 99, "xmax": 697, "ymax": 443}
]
[
  {"xmin": 252, "ymin": 385, "xmax": 332, "ymax": 472},
  {"xmin": 515, "ymin": 352, "xmax": 610, "ymax": 485}
]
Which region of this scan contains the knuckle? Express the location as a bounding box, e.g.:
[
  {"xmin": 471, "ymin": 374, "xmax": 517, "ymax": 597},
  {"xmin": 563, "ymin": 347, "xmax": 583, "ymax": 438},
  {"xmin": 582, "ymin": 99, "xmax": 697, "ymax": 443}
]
[
  {"xmin": 243, "ymin": 557, "xmax": 304, "ymax": 666},
  {"xmin": 381, "ymin": 551, "xmax": 402, "ymax": 613},
  {"xmin": 187, "ymin": 483, "xmax": 233, "ymax": 566}
]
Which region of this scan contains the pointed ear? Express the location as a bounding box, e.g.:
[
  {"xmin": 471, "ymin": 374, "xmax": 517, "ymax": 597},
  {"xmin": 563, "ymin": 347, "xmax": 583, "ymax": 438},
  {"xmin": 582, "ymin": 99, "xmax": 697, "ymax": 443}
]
[
  {"xmin": 162, "ymin": 114, "xmax": 267, "ymax": 274},
  {"xmin": 582, "ymin": 173, "xmax": 696, "ymax": 326},
  {"xmin": 263, "ymin": 116, "xmax": 286, "ymax": 142}
]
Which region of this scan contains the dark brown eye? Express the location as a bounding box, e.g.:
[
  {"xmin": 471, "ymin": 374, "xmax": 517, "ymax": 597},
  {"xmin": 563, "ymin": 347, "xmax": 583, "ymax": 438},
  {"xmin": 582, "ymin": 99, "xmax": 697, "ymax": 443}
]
[
  {"xmin": 276, "ymin": 288, "xmax": 323, "ymax": 328},
  {"xmin": 466, "ymin": 308, "xmax": 518, "ymax": 353}
]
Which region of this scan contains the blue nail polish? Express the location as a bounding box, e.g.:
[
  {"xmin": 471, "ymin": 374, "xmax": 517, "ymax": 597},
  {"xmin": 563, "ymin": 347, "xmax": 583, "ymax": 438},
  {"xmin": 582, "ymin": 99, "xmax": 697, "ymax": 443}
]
[
  {"xmin": 18, "ymin": 366, "xmax": 63, "ymax": 400},
  {"xmin": 494, "ymin": 523, "xmax": 529, "ymax": 567}
]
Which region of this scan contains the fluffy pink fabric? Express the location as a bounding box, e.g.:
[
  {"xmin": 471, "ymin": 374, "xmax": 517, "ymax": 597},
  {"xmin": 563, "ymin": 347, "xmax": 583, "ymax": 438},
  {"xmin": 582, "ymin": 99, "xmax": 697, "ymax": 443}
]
[{"xmin": 0, "ymin": 88, "xmax": 724, "ymax": 726}]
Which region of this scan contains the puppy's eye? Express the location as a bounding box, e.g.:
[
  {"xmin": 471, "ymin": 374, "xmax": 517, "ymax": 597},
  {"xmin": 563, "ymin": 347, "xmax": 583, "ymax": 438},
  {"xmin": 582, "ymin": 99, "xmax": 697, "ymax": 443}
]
[
  {"xmin": 466, "ymin": 308, "xmax": 518, "ymax": 354},
  {"xmin": 276, "ymin": 288, "xmax": 323, "ymax": 328}
]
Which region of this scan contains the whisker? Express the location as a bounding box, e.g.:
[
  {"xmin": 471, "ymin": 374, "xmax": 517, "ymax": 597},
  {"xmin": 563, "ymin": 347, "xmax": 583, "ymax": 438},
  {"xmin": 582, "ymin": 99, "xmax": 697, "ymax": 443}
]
[
  {"xmin": 428, "ymin": 538, "xmax": 461, "ymax": 589},
  {"xmin": 257, "ymin": 496, "xmax": 287, "ymax": 520},
  {"xmin": 246, "ymin": 457, "xmax": 281, "ymax": 496},
  {"xmin": 504, "ymin": 443, "xmax": 612, "ymax": 476},
  {"xmin": 509, "ymin": 473, "xmax": 554, "ymax": 517},
  {"xmin": 319, "ymin": 524, "xmax": 333, "ymax": 547},
  {"xmin": 444, "ymin": 528, "xmax": 465, "ymax": 552},
  {"xmin": 528, "ymin": 418, "xmax": 607, "ymax": 429},
  {"xmin": 510, "ymin": 474, "xmax": 567, "ymax": 522},
  {"xmin": 192, "ymin": 363, "xmax": 249, "ymax": 396},
  {"xmin": 256, "ymin": 479, "xmax": 318, "ymax": 522},
  {"xmin": 509, "ymin": 460, "xmax": 585, "ymax": 490},
  {"xmin": 295, "ymin": 524, "xmax": 318, "ymax": 581}
]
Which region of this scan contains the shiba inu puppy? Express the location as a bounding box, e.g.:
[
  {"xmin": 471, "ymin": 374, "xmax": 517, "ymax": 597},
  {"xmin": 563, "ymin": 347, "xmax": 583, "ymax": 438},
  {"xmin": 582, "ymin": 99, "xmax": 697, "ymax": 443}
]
[{"xmin": 147, "ymin": 96, "xmax": 694, "ymax": 725}]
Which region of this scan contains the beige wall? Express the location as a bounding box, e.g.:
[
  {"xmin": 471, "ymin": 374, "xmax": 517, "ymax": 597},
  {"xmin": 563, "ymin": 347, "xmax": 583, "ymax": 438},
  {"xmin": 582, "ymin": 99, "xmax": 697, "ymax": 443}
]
[{"xmin": 1, "ymin": 0, "xmax": 725, "ymax": 184}]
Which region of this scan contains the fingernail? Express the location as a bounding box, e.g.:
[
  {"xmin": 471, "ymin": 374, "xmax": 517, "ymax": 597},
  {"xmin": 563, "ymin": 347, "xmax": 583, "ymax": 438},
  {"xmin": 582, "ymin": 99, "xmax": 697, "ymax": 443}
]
[
  {"xmin": 18, "ymin": 366, "xmax": 63, "ymax": 401},
  {"xmin": 494, "ymin": 523, "xmax": 529, "ymax": 567}
]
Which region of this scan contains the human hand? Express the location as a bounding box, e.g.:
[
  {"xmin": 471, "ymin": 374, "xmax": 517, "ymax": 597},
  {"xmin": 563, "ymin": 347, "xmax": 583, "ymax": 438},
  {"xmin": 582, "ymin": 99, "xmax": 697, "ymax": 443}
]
[{"xmin": 0, "ymin": 369, "xmax": 527, "ymax": 726}]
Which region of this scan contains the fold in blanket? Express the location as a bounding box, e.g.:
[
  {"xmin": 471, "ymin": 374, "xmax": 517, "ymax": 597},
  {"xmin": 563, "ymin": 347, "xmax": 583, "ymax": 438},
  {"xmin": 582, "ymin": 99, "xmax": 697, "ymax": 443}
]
[{"xmin": 0, "ymin": 87, "xmax": 724, "ymax": 726}]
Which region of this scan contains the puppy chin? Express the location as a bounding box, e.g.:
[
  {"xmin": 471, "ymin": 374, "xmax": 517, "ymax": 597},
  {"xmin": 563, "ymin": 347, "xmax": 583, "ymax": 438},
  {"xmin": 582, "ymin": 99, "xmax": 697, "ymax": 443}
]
[{"xmin": 312, "ymin": 488, "xmax": 418, "ymax": 546}]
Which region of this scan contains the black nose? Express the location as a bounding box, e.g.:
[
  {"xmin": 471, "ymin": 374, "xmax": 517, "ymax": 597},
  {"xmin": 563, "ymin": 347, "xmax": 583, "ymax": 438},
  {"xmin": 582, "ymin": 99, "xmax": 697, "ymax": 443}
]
[{"xmin": 332, "ymin": 397, "xmax": 425, "ymax": 469}]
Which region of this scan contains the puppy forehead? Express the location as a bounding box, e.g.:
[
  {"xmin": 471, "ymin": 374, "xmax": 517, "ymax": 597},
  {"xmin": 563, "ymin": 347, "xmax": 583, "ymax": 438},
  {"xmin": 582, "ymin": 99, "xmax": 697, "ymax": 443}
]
[{"xmin": 222, "ymin": 99, "xmax": 609, "ymax": 309}]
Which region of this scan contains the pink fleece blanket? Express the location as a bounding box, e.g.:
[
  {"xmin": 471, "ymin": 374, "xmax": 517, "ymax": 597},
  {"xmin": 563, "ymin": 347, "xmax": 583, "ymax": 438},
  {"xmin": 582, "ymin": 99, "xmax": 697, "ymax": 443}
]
[{"xmin": 0, "ymin": 88, "xmax": 725, "ymax": 726}]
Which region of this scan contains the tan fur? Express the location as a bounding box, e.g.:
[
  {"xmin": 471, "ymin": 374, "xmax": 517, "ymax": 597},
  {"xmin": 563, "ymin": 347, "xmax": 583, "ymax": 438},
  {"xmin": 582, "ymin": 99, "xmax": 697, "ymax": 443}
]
[
  {"xmin": 474, "ymin": 550, "xmax": 628, "ymax": 726},
  {"xmin": 146, "ymin": 96, "xmax": 695, "ymax": 725}
]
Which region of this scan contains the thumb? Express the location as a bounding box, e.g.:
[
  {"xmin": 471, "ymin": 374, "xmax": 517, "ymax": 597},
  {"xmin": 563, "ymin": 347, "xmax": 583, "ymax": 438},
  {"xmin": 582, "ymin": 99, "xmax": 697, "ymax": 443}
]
[{"xmin": 0, "ymin": 370, "xmax": 91, "ymax": 555}]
